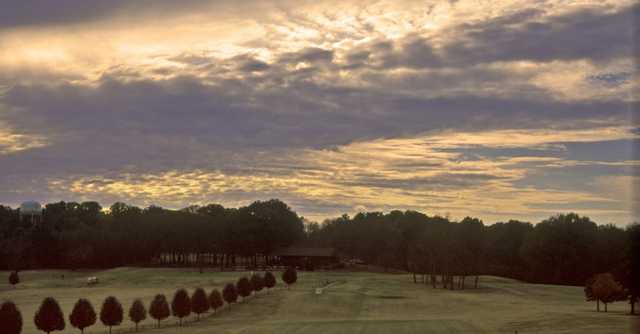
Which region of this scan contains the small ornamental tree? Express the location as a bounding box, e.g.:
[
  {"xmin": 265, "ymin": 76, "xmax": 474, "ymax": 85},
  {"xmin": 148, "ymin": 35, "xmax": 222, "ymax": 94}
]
[
  {"xmin": 282, "ymin": 267, "xmax": 298, "ymax": 289},
  {"xmin": 590, "ymin": 273, "xmax": 625, "ymax": 312},
  {"xmin": 171, "ymin": 289, "xmax": 192, "ymax": 326},
  {"xmin": 9, "ymin": 271, "xmax": 19, "ymax": 287},
  {"xmin": 34, "ymin": 297, "xmax": 65, "ymax": 334},
  {"xmin": 0, "ymin": 301, "xmax": 23, "ymax": 334},
  {"xmin": 264, "ymin": 271, "xmax": 276, "ymax": 291},
  {"xmin": 236, "ymin": 277, "xmax": 252, "ymax": 301},
  {"xmin": 128, "ymin": 299, "xmax": 147, "ymax": 332},
  {"xmin": 149, "ymin": 294, "xmax": 170, "ymax": 328},
  {"xmin": 100, "ymin": 296, "xmax": 123, "ymax": 334},
  {"xmin": 191, "ymin": 288, "xmax": 209, "ymax": 320},
  {"xmin": 69, "ymin": 298, "xmax": 96, "ymax": 334},
  {"xmin": 209, "ymin": 289, "xmax": 224, "ymax": 313},
  {"xmin": 251, "ymin": 273, "xmax": 265, "ymax": 293},
  {"xmin": 222, "ymin": 283, "xmax": 238, "ymax": 306}
]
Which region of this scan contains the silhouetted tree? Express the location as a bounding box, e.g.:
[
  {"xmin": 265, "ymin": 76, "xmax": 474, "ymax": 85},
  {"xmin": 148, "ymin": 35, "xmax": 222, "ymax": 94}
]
[
  {"xmin": 9, "ymin": 271, "xmax": 19, "ymax": 287},
  {"xmin": 282, "ymin": 267, "xmax": 297, "ymax": 289},
  {"xmin": 99, "ymin": 296, "xmax": 123, "ymax": 334},
  {"xmin": 128, "ymin": 299, "xmax": 146, "ymax": 332},
  {"xmin": 223, "ymin": 283, "xmax": 238, "ymax": 306},
  {"xmin": 171, "ymin": 289, "xmax": 191, "ymax": 326},
  {"xmin": 264, "ymin": 271, "xmax": 276, "ymax": 291},
  {"xmin": 237, "ymin": 277, "xmax": 252, "ymax": 300},
  {"xmin": 251, "ymin": 273, "xmax": 265, "ymax": 293},
  {"xmin": 149, "ymin": 294, "xmax": 170, "ymax": 328},
  {"xmin": 69, "ymin": 299, "xmax": 96, "ymax": 334},
  {"xmin": 0, "ymin": 301, "xmax": 22, "ymax": 334},
  {"xmin": 209, "ymin": 289, "xmax": 224, "ymax": 313},
  {"xmin": 590, "ymin": 273, "xmax": 624, "ymax": 312},
  {"xmin": 34, "ymin": 297, "xmax": 65, "ymax": 334},
  {"xmin": 191, "ymin": 288, "xmax": 209, "ymax": 320}
]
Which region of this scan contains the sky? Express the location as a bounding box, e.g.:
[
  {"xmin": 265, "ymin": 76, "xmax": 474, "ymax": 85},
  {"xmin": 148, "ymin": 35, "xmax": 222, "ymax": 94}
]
[{"xmin": 0, "ymin": 0, "xmax": 637, "ymax": 224}]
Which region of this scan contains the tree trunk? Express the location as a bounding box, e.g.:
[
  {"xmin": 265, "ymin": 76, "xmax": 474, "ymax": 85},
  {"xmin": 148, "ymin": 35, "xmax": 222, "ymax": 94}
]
[
  {"xmin": 597, "ymin": 299, "xmax": 600, "ymax": 312},
  {"xmin": 604, "ymin": 303, "xmax": 608, "ymax": 312},
  {"xmin": 631, "ymin": 297, "xmax": 636, "ymax": 315},
  {"xmin": 109, "ymin": 326, "xmax": 112, "ymax": 334},
  {"xmin": 474, "ymin": 275, "xmax": 479, "ymax": 288},
  {"xmin": 136, "ymin": 322, "xmax": 138, "ymax": 331},
  {"xmin": 413, "ymin": 272, "xmax": 416, "ymax": 283}
]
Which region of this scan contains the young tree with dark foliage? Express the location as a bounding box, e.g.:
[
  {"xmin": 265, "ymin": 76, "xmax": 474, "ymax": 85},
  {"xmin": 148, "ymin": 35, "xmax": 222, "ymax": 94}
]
[
  {"xmin": 223, "ymin": 283, "xmax": 238, "ymax": 306},
  {"xmin": 128, "ymin": 299, "xmax": 146, "ymax": 332},
  {"xmin": 0, "ymin": 301, "xmax": 22, "ymax": 334},
  {"xmin": 149, "ymin": 294, "xmax": 170, "ymax": 328},
  {"xmin": 282, "ymin": 267, "xmax": 297, "ymax": 289},
  {"xmin": 191, "ymin": 288, "xmax": 209, "ymax": 320},
  {"xmin": 236, "ymin": 277, "xmax": 252, "ymax": 300},
  {"xmin": 9, "ymin": 271, "xmax": 19, "ymax": 287},
  {"xmin": 171, "ymin": 289, "xmax": 192, "ymax": 326},
  {"xmin": 264, "ymin": 271, "xmax": 276, "ymax": 291},
  {"xmin": 626, "ymin": 224, "xmax": 640, "ymax": 315},
  {"xmin": 251, "ymin": 273, "xmax": 265, "ymax": 293},
  {"xmin": 69, "ymin": 299, "xmax": 96, "ymax": 334},
  {"xmin": 99, "ymin": 296, "xmax": 123, "ymax": 334},
  {"xmin": 209, "ymin": 289, "xmax": 224, "ymax": 313},
  {"xmin": 34, "ymin": 297, "xmax": 65, "ymax": 334},
  {"xmin": 589, "ymin": 273, "xmax": 624, "ymax": 312}
]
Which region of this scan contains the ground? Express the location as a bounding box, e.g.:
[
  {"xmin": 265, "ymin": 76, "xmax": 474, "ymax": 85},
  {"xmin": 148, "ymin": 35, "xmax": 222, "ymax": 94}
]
[{"xmin": 1, "ymin": 268, "xmax": 637, "ymax": 333}]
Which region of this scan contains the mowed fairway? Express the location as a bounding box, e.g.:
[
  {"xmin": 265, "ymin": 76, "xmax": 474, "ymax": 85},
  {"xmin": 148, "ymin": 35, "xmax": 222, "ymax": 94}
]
[{"xmin": 1, "ymin": 268, "xmax": 636, "ymax": 333}]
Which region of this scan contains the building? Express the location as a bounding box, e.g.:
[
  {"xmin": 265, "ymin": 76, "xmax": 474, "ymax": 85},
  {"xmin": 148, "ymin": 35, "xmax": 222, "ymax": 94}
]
[
  {"xmin": 19, "ymin": 201, "xmax": 43, "ymax": 225},
  {"xmin": 272, "ymin": 246, "xmax": 339, "ymax": 270}
]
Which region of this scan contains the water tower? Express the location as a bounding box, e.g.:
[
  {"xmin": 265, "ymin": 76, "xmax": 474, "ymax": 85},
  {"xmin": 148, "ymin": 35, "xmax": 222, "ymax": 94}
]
[{"xmin": 19, "ymin": 201, "xmax": 43, "ymax": 225}]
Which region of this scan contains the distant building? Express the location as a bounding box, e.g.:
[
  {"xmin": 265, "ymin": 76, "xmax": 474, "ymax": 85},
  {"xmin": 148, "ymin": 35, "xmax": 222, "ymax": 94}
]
[
  {"xmin": 272, "ymin": 246, "xmax": 339, "ymax": 269},
  {"xmin": 19, "ymin": 201, "xmax": 43, "ymax": 225}
]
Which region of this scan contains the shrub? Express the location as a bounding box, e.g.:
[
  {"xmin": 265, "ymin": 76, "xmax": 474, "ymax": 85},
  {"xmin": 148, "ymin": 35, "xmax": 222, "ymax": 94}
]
[
  {"xmin": 0, "ymin": 301, "xmax": 22, "ymax": 334},
  {"xmin": 251, "ymin": 273, "xmax": 265, "ymax": 293},
  {"xmin": 34, "ymin": 297, "xmax": 65, "ymax": 334},
  {"xmin": 9, "ymin": 271, "xmax": 19, "ymax": 287},
  {"xmin": 69, "ymin": 298, "xmax": 96, "ymax": 334},
  {"xmin": 100, "ymin": 296, "xmax": 123, "ymax": 334},
  {"xmin": 128, "ymin": 299, "xmax": 147, "ymax": 332},
  {"xmin": 236, "ymin": 277, "xmax": 252, "ymax": 300},
  {"xmin": 264, "ymin": 271, "xmax": 276, "ymax": 290},
  {"xmin": 149, "ymin": 294, "xmax": 170, "ymax": 328},
  {"xmin": 222, "ymin": 283, "xmax": 238, "ymax": 306},
  {"xmin": 171, "ymin": 289, "xmax": 192, "ymax": 326},
  {"xmin": 191, "ymin": 288, "xmax": 209, "ymax": 320},
  {"xmin": 209, "ymin": 289, "xmax": 224, "ymax": 313},
  {"xmin": 282, "ymin": 267, "xmax": 298, "ymax": 289}
]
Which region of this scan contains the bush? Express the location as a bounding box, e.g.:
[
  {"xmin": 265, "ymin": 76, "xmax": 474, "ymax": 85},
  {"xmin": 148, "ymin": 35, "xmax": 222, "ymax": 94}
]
[
  {"xmin": 9, "ymin": 271, "xmax": 19, "ymax": 287},
  {"xmin": 128, "ymin": 299, "xmax": 147, "ymax": 332},
  {"xmin": 0, "ymin": 301, "xmax": 22, "ymax": 334},
  {"xmin": 282, "ymin": 267, "xmax": 298, "ymax": 289},
  {"xmin": 149, "ymin": 294, "xmax": 170, "ymax": 328},
  {"xmin": 191, "ymin": 288, "xmax": 209, "ymax": 320},
  {"xmin": 69, "ymin": 298, "xmax": 96, "ymax": 334},
  {"xmin": 100, "ymin": 296, "xmax": 123, "ymax": 334},
  {"xmin": 209, "ymin": 289, "xmax": 224, "ymax": 313},
  {"xmin": 264, "ymin": 271, "xmax": 276, "ymax": 290},
  {"xmin": 251, "ymin": 273, "xmax": 265, "ymax": 293},
  {"xmin": 236, "ymin": 277, "xmax": 252, "ymax": 300},
  {"xmin": 171, "ymin": 289, "xmax": 192, "ymax": 326},
  {"xmin": 223, "ymin": 283, "xmax": 238, "ymax": 306},
  {"xmin": 34, "ymin": 297, "xmax": 65, "ymax": 333}
]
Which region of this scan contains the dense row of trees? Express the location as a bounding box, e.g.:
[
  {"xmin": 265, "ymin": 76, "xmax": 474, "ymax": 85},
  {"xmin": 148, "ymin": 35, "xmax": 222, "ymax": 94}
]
[
  {"xmin": 0, "ymin": 199, "xmax": 304, "ymax": 270},
  {"xmin": 0, "ymin": 269, "xmax": 296, "ymax": 333}
]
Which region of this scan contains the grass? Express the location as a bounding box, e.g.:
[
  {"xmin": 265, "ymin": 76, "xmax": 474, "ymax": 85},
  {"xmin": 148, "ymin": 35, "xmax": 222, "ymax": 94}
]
[{"xmin": 1, "ymin": 268, "xmax": 637, "ymax": 333}]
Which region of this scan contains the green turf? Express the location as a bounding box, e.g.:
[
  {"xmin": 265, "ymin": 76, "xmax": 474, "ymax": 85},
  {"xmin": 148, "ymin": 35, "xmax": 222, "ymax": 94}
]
[{"xmin": 1, "ymin": 268, "xmax": 636, "ymax": 333}]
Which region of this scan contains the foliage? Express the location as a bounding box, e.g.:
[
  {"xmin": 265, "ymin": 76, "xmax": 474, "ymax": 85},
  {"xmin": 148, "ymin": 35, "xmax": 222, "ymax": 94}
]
[
  {"xmin": 251, "ymin": 273, "xmax": 265, "ymax": 292},
  {"xmin": 191, "ymin": 288, "xmax": 209, "ymax": 319},
  {"xmin": 149, "ymin": 294, "xmax": 170, "ymax": 328},
  {"xmin": 34, "ymin": 297, "xmax": 65, "ymax": 333},
  {"xmin": 223, "ymin": 283, "xmax": 238, "ymax": 305},
  {"xmin": 69, "ymin": 299, "xmax": 96, "ymax": 334},
  {"xmin": 237, "ymin": 277, "xmax": 253, "ymax": 299},
  {"xmin": 282, "ymin": 267, "xmax": 298, "ymax": 288},
  {"xmin": 209, "ymin": 289, "xmax": 224, "ymax": 313},
  {"xmin": 264, "ymin": 271, "xmax": 277, "ymax": 289},
  {"xmin": 171, "ymin": 289, "xmax": 192, "ymax": 326},
  {"xmin": 99, "ymin": 296, "xmax": 123, "ymax": 334},
  {"xmin": 128, "ymin": 299, "xmax": 146, "ymax": 331},
  {"xmin": 0, "ymin": 301, "xmax": 22, "ymax": 334}
]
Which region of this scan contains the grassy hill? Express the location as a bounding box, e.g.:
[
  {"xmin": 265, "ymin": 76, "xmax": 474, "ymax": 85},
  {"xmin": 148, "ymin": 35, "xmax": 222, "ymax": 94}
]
[{"xmin": 1, "ymin": 268, "xmax": 636, "ymax": 333}]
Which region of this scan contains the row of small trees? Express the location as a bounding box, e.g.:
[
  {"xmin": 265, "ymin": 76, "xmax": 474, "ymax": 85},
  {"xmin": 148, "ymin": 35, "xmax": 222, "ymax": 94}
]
[{"xmin": 0, "ymin": 268, "xmax": 298, "ymax": 334}]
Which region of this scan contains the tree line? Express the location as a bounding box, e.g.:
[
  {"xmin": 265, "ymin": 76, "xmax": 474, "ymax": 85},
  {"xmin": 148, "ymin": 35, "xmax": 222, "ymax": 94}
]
[{"xmin": 0, "ymin": 268, "xmax": 298, "ymax": 334}]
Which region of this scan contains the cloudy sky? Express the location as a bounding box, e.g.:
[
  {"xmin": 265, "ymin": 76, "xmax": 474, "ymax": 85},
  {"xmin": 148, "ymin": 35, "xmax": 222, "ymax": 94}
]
[{"xmin": 0, "ymin": 0, "xmax": 637, "ymax": 224}]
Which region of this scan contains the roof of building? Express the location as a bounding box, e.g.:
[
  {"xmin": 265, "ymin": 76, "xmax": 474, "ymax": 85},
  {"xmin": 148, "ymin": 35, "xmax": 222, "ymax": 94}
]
[
  {"xmin": 19, "ymin": 201, "xmax": 42, "ymax": 215},
  {"xmin": 272, "ymin": 247, "xmax": 337, "ymax": 257}
]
